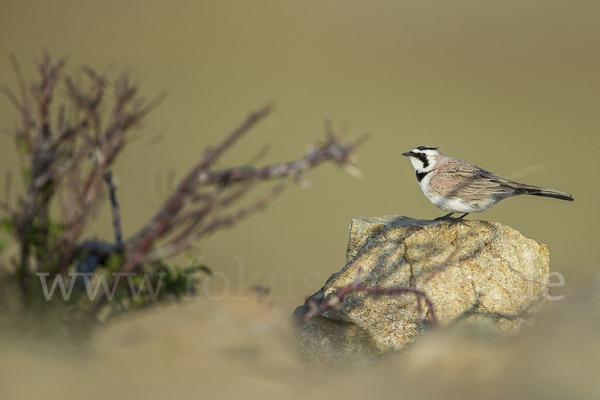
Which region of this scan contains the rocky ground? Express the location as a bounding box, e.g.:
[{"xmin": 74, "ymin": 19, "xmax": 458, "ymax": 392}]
[
  {"xmin": 1, "ymin": 217, "xmax": 598, "ymax": 399},
  {"xmin": 1, "ymin": 287, "xmax": 600, "ymax": 400}
]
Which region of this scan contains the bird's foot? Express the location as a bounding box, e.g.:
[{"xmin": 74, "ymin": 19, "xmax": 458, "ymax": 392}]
[
  {"xmin": 448, "ymin": 218, "xmax": 471, "ymax": 228},
  {"xmin": 434, "ymin": 213, "xmax": 454, "ymax": 222},
  {"xmin": 447, "ymin": 213, "xmax": 471, "ymax": 228}
]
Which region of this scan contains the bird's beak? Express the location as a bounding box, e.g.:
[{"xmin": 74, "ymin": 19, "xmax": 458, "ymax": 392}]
[{"xmin": 402, "ymin": 151, "xmax": 412, "ymax": 157}]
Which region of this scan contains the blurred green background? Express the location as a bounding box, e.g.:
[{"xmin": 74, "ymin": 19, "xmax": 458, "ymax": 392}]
[{"xmin": 1, "ymin": 0, "xmax": 598, "ymax": 308}]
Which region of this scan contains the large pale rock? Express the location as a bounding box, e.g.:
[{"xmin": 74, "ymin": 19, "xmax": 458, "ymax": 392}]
[{"xmin": 292, "ymin": 216, "xmax": 550, "ymax": 362}]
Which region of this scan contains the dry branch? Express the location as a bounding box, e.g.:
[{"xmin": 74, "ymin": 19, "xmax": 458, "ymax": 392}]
[
  {"xmin": 3, "ymin": 53, "xmax": 369, "ymax": 319},
  {"xmin": 3, "ymin": 54, "xmax": 162, "ymax": 280},
  {"xmin": 300, "ymin": 253, "xmax": 460, "ymax": 327},
  {"xmin": 103, "ymin": 171, "xmax": 123, "ymax": 248},
  {"xmin": 122, "ymin": 111, "xmax": 368, "ymax": 271},
  {"xmin": 122, "ymin": 104, "xmax": 275, "ymax": 270},
  {"xmin": 301, "ymin": 283, "xmax": 437, "ymax": 326}
]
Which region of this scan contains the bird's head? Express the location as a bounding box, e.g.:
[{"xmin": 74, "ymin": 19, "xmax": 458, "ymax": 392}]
[{"xmin": 402, "ymin": 146, "xmax": 442, "ymax": 173}]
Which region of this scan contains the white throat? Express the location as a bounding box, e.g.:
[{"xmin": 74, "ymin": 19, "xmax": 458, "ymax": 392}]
[
  {"xmin": 409, "ymin": 157, "xmax": 434, "ymax": 173},
  {"xmin": 409, "ymin": 151, "xmax": 438, "ymax": 173}
]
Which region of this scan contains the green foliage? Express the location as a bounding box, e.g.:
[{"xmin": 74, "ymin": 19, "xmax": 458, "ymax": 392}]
[
  {"xmin": 17, "ymin": 137, "xmax": 30, "ymax": 156},
  {"xmin": 0, "ymin": 218, "xmax": 14, "ymax": 234},
  {"xmin": 22, "ymin": 166, "xmax": 32, "ymax": 183},
  {"xmin": 46, "ymin": 219, "xmax": 65, "ymax": 241},
  {"xmin": 10, "ymin": 259, "xmax": 213, "ymax": 336},
  {"xmin": 105, "ymin": 253, "xmax": 124, "ymax": 273},
  {"xmin": 153, "ymin": 262, "xmax": 212, "ymax": 300},
  {"xmin": 0, "ymin": 219, "xmax": 14, "ymax": 256}
]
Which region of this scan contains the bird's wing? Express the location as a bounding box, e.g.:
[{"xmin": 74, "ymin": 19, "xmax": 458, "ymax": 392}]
[{"xmin": 438, "ymin": 162, "xmax": 534, "ymax": 198}]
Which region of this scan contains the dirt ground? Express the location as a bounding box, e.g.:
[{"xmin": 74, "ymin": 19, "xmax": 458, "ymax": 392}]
[{"xmin": 1, "ymin": 281, "xmax": 599, "ymax": 400}]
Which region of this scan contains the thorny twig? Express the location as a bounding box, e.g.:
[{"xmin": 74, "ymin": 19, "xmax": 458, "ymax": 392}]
[
  {"xmin": 302, "ymin": 284, "xmax": 437, "ymax": 326},
  {"xmin": 192, "ymin": 133, "xmax": 369, "ymax": 187},
  {"xmin": 301, "ymin": 252, "xmax": 460, "ymax": 327},
  {"xmin": 121, "ymin": 104, "xmax": 275, "ymax": 270},
  {"xmin": 121, "ymin": 109, "xmax": 368, "ymax": 271},
  {"xmin": 103, "ymin": 171, "xmax": 123, "ymax": 248},
  {"xmin": 146, "ymin": 183, "xmax": 287, "ymax": 261}
]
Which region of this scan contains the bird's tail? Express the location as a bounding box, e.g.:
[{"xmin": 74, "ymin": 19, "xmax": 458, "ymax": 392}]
[{"xmin": 527, "ymin": 188, "xmax": 574, "ymax": 201}]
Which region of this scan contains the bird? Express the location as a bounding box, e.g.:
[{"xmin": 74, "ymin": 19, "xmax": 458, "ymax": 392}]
[{"xmin": 401, "ymin": 146, "xmax": 574, "ymax": 224}]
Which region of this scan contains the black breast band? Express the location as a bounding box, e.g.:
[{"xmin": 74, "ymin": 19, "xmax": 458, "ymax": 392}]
[{"xmin": 416, "ymin": 171, "xmax": 429, "ymax": 182}]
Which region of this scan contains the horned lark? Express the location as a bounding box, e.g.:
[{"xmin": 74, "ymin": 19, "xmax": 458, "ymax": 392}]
[{"xmin": 402, "ymin": 146, "xmax": 574, "ymax": 224}]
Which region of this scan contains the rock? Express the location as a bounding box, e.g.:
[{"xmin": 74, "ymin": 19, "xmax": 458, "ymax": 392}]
[{"xmin": 292, "ymin": 216, "xmax": 551, "ymax": 362}]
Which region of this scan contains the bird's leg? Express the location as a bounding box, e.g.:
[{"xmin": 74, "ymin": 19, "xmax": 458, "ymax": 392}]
[
  {"xmin": 434, "ymin": 212, "xmax": 454, "ymax": 221},
  {"xmin": 448, "ymin": 213, "xmax": 471, "ymax": 227}
]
